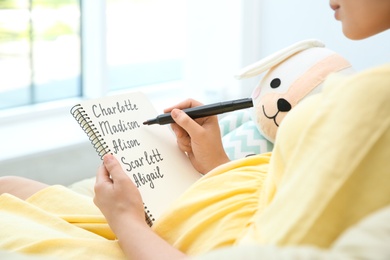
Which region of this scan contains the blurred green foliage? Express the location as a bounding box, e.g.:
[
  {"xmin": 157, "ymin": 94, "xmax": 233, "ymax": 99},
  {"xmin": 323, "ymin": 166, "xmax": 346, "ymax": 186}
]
[
  {"xmin": 0, "ymin": 0, "xmax": 78, "ymax": 9},
  {"xmin": 0, "ymin": 0, "xmax": 79, "ymax": 42}
]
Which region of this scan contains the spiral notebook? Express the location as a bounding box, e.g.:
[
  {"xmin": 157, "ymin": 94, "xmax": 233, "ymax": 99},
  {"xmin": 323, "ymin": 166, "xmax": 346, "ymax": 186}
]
[{"xmin": 70, "ymin": 91, "xmax": 201, "ymax": 226}]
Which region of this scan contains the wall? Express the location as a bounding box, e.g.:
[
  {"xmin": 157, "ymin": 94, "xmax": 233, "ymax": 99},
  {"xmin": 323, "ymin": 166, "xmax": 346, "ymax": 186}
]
[{"xmin": 259, "ymin": 0, "xmax": 390, "ymax": 71}]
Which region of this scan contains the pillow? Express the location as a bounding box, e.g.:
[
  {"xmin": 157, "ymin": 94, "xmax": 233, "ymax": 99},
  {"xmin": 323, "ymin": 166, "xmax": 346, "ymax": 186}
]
[{"xmin": 219, "ymin": 110, "xmax": 273, "ymax": 160}]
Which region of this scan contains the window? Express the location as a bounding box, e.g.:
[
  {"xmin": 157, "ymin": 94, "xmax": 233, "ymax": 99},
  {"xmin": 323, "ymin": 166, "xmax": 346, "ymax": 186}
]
[
  {"xmin": 0, "ymin": 0, "xmax": 188, "ymax": 111},
  {"xmin": 0, "ymin": 0, "xmax": 81, "ymax": 110},
  {"xmin": 106, "ymin": 0, "xmax": 186, "ymax": 91}
]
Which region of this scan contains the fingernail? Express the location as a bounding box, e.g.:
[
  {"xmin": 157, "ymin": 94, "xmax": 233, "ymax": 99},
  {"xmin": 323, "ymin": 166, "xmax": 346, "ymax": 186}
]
[
  {"xmin": 171, "ymin": 109, "xmax": 180, "ymax": 119},
  {"xmin": 103, "ymin": 153, "xmax": 113, "ymax": 164}
]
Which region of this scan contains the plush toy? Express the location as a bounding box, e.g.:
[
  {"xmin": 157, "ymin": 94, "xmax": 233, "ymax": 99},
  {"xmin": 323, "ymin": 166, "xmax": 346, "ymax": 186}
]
[
  {"xmin": 235, "ymin": 39, "xmax": 354, "ymax": 143},
  {"xmin": 220, "ymin": 39, "xmax": 354, "ymax": 160}
]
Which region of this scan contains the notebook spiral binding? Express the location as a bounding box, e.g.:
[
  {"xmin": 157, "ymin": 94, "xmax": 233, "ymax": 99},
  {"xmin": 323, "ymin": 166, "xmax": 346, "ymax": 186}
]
[
  {"xmin": 70, "ymin": 104, "xmax": 111, "ymax": 159},
  {"xmin": 71, "ymin": 104, "xmax": 155, "ymax": 227},
  {"xmin": 144, "ymin": 204, "xmax": 155, "ymax": 227}
]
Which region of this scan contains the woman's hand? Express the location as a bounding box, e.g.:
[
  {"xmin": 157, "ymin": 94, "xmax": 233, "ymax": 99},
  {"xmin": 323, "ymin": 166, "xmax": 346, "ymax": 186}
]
[
  {"xmin": 94, "ymin": 154, "xmax": 146, "ymax": 233},
  {"xmin": 164, "ymin": 99, "xmax": 230, "ymax": 174},
  {"xmin": 94, "ymin": 154, "xmax": 188, "ymax": 260}
]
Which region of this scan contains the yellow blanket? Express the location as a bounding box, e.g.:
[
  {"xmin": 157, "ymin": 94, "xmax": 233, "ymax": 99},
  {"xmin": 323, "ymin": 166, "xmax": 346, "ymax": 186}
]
[
  {"xmin": 0, "ymin": 65, "xmax": 389, "ymax": 259},
  {"xmin": 0, "ymin": 186, "xmax": 124, "ymax": 259}
]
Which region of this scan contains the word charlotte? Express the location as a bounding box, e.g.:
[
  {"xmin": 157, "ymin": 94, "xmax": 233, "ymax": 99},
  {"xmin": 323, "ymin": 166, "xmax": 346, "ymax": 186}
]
[{"xmin": 92, "ymin": 99, "xmax": 138, "ymax": 118}]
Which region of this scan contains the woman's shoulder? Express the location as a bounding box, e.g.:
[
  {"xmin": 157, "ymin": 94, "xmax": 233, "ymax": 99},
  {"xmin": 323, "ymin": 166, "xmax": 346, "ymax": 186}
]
[
  {"xmin": 351, "ymin": 63, "xmax": 390, "ymax": 91},
  {"xmin": 358, "ymin": 63, "xmax": 390, "ymax": 78},
  {"xmin": 325, "ymin": 63, "xmax": 390, "ymax": 95}
]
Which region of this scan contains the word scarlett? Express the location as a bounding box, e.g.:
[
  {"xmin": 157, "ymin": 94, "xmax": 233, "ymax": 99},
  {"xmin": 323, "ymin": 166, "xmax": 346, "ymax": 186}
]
[{"xmin": 121, "ymin": 148, "xmax": 164, "ymax": 172}]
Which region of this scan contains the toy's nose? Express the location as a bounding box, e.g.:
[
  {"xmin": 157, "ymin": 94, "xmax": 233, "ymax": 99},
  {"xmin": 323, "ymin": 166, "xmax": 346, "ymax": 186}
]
[{"xmin": 277, "ymin": 98, "xmax": 292, "ymax": 112}]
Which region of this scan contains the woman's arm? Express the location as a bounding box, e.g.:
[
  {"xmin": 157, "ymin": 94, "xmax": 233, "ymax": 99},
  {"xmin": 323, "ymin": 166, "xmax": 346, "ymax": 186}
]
[{"xmin": 94, "ymin": 154, "xmax": 189, "ymax": 260}]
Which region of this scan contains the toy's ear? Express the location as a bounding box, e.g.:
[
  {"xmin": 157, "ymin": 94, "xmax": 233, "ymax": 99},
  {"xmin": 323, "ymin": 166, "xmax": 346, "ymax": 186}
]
[{"xmin": 235, "ymin": 39, "xmax": 325, "ymax": 79}]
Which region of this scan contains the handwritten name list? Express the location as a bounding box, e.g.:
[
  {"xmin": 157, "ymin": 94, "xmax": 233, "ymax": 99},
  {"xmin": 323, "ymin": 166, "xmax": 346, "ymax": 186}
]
[{"xmin": 88, "ymin": 98, "xmax": 166, "ymax": 190}]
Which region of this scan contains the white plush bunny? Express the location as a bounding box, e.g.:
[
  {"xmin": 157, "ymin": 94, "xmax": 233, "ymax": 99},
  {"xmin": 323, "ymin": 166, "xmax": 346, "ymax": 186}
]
[{"xmin": 236, "ymin": 39, "xmax": 354, "ymax": 143}]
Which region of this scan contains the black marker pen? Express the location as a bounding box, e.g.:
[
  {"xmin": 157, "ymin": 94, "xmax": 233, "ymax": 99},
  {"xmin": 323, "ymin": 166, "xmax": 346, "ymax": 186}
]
[{"xmin": 143, "ymin": 97, "xmax": 253, "ymax": 125}]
